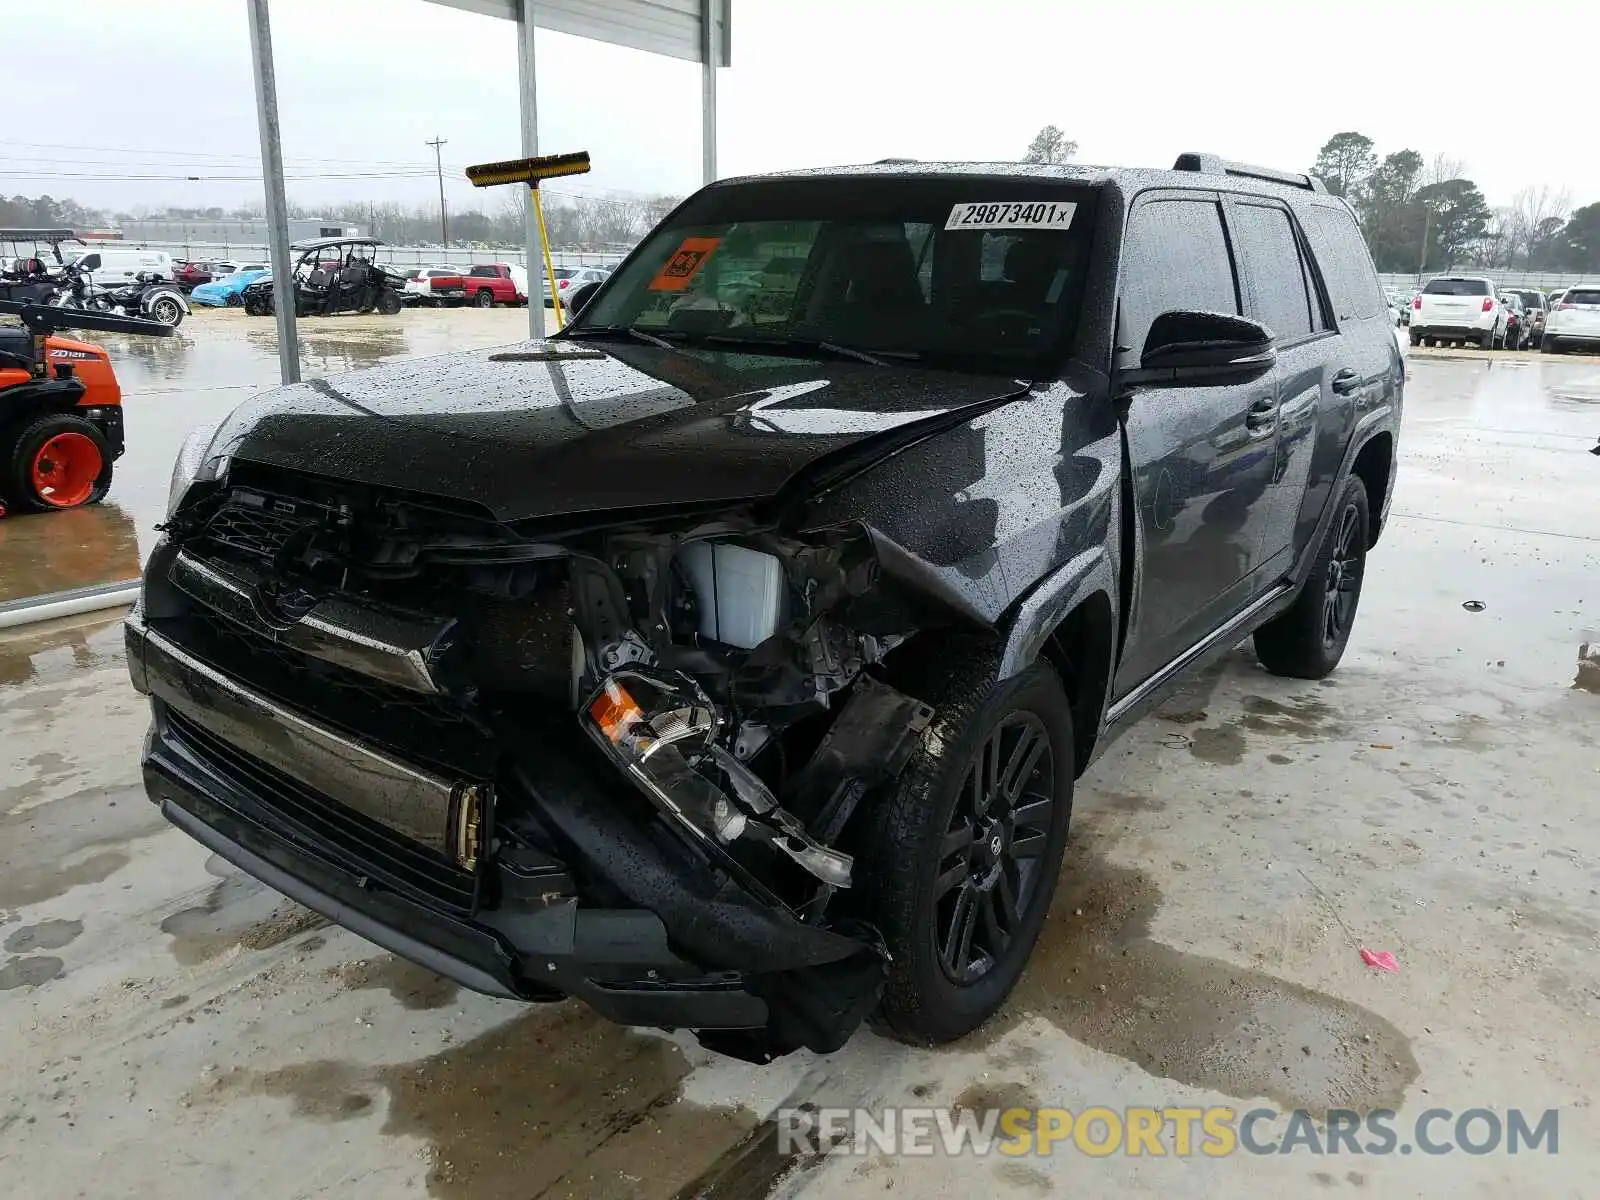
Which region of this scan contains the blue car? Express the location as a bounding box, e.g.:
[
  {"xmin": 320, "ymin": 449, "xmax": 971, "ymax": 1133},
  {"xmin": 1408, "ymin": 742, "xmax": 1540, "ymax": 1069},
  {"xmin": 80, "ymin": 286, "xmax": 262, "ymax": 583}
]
[{"xmin": 190, "ymin": 263, "xmax": 270, "ymax": 307}]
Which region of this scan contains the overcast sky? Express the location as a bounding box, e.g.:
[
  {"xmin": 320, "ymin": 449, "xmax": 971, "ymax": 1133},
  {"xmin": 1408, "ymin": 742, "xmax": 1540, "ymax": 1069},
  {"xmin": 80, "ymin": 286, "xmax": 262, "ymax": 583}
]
[{"xmin": 11, "ymin": 0, "xmax": 1595, "ymax": 218}]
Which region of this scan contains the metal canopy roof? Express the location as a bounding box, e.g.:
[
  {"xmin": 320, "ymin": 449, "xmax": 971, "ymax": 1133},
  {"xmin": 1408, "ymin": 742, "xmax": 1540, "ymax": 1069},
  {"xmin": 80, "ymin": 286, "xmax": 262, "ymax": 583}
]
[
  {"xmin": 425, "ymin": 0, "xmax": 728, "ymax": 65},
  {"xmin": 247, "ymin": 0, "xmax": 728, "ymax": 384}
]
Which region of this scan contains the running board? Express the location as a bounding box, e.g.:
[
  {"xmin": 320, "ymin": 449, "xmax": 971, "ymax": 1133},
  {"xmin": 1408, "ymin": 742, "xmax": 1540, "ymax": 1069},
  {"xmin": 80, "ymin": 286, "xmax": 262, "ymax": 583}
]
[{"xmin": 1106, "ymin": 583, "xmax": 1293, "ymax": 724}]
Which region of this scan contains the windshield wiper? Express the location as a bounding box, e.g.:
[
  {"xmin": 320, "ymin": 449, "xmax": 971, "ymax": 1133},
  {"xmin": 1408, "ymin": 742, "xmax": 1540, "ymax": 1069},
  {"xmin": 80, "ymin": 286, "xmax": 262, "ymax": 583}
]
[
  {"xmin": 563, "ymin": 323, "xmax": 680, "ymax": 349},
  {"xmin": 701, "ymin": 333, "xmax": 918, "ymax": 367}
]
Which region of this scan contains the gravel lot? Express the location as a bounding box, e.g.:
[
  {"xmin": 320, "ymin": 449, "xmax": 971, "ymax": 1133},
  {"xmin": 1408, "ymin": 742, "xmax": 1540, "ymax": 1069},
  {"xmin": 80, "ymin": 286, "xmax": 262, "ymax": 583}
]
[{"xmin": 1, "ymin": 315, "xmax": 1597, "ymax": 1198}]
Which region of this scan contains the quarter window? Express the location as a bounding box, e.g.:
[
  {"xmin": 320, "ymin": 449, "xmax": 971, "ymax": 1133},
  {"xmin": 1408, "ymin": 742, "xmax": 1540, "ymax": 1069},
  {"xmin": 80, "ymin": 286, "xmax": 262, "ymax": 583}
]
[{"xmin": 1231, "ymin": 203, "xmax": 1316, "ymax": 341}]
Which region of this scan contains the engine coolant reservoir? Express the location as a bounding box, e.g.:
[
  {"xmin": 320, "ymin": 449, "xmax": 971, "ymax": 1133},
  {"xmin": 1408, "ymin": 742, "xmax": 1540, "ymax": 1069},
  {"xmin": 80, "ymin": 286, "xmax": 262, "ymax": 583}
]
[{"xmin": 678, "ymin": 542, "xmax": 785, "ymax": 650}]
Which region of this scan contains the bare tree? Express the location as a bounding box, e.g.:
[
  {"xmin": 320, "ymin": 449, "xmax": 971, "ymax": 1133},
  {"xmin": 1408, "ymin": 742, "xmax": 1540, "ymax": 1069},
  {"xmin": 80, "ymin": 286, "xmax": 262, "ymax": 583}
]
[
  {"xmin": 1510, "ymin": 185, "xmax": 1572, "ymax": 267},
  {"xmin": 1424, "ymin": 154, "xmax": 1469, "ymax": 187}
]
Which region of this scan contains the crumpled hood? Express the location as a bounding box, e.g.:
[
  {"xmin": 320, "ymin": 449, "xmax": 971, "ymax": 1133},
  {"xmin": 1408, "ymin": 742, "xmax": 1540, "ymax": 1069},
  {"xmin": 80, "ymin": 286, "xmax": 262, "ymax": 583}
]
[{"xmin": 211, "ymin": 339, "xmax": 1028, "ymax": 523}]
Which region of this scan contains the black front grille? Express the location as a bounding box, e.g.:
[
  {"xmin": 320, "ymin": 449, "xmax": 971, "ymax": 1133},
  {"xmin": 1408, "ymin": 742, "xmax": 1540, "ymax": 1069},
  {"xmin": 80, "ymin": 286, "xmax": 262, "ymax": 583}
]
[
  {"xmin": 196, "ymin": 499, "xmax": 315, "ymax": 564},
  {"xmin": 165, "ymin": 708, "xmax": 477, "ymax": 915},
  {"xmin": 165, "ymin": 605, "xmax": 494, "ymax": 776}
]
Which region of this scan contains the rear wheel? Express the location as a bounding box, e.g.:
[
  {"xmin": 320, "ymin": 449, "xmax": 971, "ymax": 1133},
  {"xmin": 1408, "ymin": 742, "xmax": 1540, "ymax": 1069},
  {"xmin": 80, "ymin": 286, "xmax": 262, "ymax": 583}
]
[
  {"xmin": 866, "ymin": 640, "xmax": 1075, "ymax": 1045},
  {"xmin": 1409, "ymin": 330, "xmax": 1422, "ymax": 347},
  {"xmin": 1254, "ymin": 474, "xmax": 1370, "ymax": 679},
  {"xmin": 4, "ymin": 414, "xmax": 113, "ymax": 512},
  {"xmin": 474, "ymin": 289, "xmax": 494, "ymax": 308},
  {"xmin": 1479, "ymin": 331, "xmax": 1495, "ymax": 349},
  {"xmin": 149, "ymin": 295, "xmax": 184, "ymax": 327}
]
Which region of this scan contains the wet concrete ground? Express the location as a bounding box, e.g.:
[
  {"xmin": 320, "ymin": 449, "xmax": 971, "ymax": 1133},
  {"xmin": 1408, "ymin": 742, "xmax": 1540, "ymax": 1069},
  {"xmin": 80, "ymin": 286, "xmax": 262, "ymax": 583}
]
[
  {"xmin": 1, "ymin": 343, "xmax": 1598, "ymax": 1197},
  {"xmin": 0, "ymin": 306, "xmax": 552, "ymax": 603}
]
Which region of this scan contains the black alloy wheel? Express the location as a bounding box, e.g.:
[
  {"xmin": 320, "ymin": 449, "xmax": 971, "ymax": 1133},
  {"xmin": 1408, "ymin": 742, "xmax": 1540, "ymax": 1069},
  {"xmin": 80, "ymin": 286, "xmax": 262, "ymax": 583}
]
[
  {"xmin": 1321, "ymin": 500, "xmax": 1364, "ymax": 651},
  {"xmin": 934, "ymin": 713, "xmax": 1056, "ymax": 985}
]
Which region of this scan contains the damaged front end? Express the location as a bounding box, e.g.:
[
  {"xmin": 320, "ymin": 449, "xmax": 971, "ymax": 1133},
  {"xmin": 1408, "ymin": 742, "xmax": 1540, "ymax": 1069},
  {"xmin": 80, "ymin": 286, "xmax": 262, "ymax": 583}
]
[{"xmin": 135, "ymin": 470, "xmax": 959, "ymax": 1060}]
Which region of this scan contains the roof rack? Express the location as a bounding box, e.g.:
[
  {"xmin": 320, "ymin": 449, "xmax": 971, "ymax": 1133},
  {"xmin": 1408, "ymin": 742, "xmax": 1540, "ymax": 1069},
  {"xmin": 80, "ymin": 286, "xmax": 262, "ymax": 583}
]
[{"xmin": 1172, "ymin": 152, "xmax": 1327, "ymax": 194}]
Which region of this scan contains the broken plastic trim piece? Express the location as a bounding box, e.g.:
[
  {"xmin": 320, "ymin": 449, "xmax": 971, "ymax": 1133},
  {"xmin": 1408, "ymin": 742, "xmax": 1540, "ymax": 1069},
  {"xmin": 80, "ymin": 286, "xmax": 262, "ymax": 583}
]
[{"xmin": 582, "ymin": 672, "xmax": 853, "ymax": 888}]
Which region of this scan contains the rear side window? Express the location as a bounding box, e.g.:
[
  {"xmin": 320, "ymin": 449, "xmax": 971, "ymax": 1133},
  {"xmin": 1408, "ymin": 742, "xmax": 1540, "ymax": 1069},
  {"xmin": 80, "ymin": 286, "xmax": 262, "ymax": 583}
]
[
  {"xmin": 469, "ymin": 266, "xmax": 496, "ymax": 277},
  {"xmin": 1301, "ymin": 205, "xmax": 1385, "ymax": 321},
  {"xmin": 1565, "ymin": 290, "xmax": 1600, "ymax": 306},
  {"xmin": 1119, "ymin": 196, "xmax": 1239, "ymax": 356},
  {"xmin": 1230, "ymin": 202, "xmax": 1319, "ymax": 340},
  {"xmin": 1423, "ymin": 278, "xmax": 1491, "ymax": 296}
]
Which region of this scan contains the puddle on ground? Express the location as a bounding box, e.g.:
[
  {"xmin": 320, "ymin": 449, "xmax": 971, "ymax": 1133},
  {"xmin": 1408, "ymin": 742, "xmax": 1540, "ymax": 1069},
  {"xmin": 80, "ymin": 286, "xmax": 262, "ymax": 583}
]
[
  {"xmin": 159, "ymin": 869, "xmax": 328, "ymax": 966},
  {"xmin": 1189, "ymin": 725, "xmax": 1246, "ymax": 764},
  {"xmin": 1576, "ymin": 644, "xmax": 1600, "ymax": 694},
  {"xmin": 1240, "ymin": 694, "xmax": 1344, "ymax": 738},
  {"xmin": 977, "ymin": 814, "xmax": 1418, "ymax": 1112},
  {"xmin": 206, "ymin": 1004, "xmax": 755, "ymax": 1200},
  {"xmin": 3, "ymin": 918, "xmax": 83, "ymax": 954},
  {"xmin": 952, "ymin": 1079, "xmax": 1041, "ymax": 1113},
  {"xmin": 332, "ymin": 954, "xmax": 460, "ymax": 1011},
  {"xmin": 0, "ymin": 848, "xmax": 130, "ymax": 910},
  {"xmin": 0, "ymin": 955, "xmax": 64, "ymax": 990}
]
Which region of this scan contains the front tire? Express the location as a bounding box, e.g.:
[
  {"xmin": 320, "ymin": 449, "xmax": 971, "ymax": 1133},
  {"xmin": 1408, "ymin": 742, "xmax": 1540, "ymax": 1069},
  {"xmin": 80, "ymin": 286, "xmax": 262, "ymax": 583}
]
[
  {"xmin": 378, "ymin": 289, "xmax": 403, "ymax": 316},
  {"xmin": 4, "ymin": 414, "xmax": 114, "ymax": 512},
  {"xmin": 1253, "ymin": 474, "xmax": 1370, "ymax": 679},
  {"xmin": 867, "ymin": 642, "xmax": 1075, "ymax": 1046}
]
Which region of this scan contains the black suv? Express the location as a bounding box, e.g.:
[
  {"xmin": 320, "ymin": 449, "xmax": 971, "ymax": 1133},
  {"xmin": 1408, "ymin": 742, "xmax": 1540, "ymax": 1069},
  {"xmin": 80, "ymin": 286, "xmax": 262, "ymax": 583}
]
[{"xmin": 130, "ymin": 152, "xmax": 1401, "ymax": 1062}]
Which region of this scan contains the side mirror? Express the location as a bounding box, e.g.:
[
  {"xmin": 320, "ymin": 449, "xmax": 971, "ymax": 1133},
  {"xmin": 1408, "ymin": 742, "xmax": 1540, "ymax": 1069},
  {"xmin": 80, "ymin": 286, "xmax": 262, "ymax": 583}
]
[
  {"xmin": 566, "ymin": 279, "xmax": 602, "ymax": 317},
  {"xmin": 78, "ymin": 253, "xmax": 102, "ymax": 271},
  {"xmin": 1126, "ymin": 310, "xmax": 1276, "ymax": 386}
]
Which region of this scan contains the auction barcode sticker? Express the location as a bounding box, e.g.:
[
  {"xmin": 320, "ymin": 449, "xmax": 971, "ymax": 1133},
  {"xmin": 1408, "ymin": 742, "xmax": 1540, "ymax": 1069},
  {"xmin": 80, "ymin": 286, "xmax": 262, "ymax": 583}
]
[{"xmin": 945, "ymin": 201, "xmax": 1077, "ymax": 231}]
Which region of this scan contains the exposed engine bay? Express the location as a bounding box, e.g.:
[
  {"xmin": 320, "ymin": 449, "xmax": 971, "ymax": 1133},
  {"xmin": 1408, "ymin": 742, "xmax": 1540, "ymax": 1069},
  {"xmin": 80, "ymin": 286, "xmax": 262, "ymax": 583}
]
[{"xmin": 150, "ymin": 466, "xmax": 974, "ymax": 1056}]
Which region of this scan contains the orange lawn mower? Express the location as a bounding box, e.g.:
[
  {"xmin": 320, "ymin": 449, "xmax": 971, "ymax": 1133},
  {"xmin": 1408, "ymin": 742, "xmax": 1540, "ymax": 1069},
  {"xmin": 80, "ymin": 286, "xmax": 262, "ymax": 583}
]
[{"xmin": 0, "ymin": 299, "xmax": 172, "ymax": 517}]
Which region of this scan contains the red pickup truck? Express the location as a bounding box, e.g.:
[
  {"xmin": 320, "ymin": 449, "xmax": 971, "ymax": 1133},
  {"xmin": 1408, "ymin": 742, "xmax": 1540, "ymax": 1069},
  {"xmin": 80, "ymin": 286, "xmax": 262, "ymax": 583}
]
[{"xmin": 404, "ymin": 262, "xmax": 527, "ymax": 308}]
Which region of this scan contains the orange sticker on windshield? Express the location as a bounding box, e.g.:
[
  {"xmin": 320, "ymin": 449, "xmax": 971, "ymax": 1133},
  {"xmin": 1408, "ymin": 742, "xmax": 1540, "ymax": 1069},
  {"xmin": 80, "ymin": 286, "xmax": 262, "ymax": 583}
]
[{"xmin": 649, "ymin": 236, "xmax": 721, "ymax": 291}]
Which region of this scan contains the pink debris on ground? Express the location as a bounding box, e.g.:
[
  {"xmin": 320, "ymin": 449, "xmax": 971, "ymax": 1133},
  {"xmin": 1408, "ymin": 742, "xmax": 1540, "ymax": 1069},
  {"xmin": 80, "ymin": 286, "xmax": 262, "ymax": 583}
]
[{"xmin": 1360, "ymin": 948, "xmax": 1399, "ymax": 972}]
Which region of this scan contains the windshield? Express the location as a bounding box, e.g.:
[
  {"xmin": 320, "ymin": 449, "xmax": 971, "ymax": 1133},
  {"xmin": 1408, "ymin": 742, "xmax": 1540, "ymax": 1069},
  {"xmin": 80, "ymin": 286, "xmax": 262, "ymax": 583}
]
[{"xmin": 570, "ymin": 176, "xmax": 1096, "ymax": 371}]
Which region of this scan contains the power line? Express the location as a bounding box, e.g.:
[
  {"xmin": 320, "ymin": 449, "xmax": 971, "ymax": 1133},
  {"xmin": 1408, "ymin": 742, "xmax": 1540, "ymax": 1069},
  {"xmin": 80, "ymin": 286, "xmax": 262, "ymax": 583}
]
[{"xmin": 0, "ymin": 138, "xmax": 450, "ymax": 168}]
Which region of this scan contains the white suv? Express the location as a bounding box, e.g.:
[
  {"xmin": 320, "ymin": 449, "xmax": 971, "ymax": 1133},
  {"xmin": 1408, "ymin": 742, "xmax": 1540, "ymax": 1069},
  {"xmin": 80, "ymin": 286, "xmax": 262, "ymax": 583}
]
[
  {"xmin": 1542, "ymin": 287, "xmax": 1600, "ymax": 354},
  {"xmin": 1409, "ymin": 275, "xmax": 1508, "ymax": 349}
]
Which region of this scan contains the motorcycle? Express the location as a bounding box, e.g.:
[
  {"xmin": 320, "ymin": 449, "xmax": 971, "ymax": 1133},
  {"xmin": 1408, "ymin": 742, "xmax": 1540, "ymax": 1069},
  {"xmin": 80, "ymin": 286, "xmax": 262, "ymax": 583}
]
[{"xmin": 52, "ymin": 253, "xmax": 189, "ymax": 328}]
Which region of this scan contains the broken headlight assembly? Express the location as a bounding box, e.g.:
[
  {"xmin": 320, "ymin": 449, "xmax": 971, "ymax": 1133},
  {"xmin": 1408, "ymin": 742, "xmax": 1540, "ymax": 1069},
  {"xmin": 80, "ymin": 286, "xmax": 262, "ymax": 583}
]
[{"xmin": 583, "ymin": 669, "xmax": 855, "ymax": 889}]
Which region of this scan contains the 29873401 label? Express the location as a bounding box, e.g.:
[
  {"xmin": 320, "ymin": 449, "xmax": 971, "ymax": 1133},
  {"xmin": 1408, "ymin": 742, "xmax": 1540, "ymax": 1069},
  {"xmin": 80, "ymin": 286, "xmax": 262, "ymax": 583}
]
[{"xmin": 944, "ymin": 201, "xmax": 1077, "ymax": 231}]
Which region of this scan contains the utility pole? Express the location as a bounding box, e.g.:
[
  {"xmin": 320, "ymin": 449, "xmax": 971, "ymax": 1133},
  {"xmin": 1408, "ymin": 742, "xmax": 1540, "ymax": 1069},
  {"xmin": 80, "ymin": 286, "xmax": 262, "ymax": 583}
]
[{"xmin": 426, "ymin": 136, "xmax": 449, "ymax": 247}]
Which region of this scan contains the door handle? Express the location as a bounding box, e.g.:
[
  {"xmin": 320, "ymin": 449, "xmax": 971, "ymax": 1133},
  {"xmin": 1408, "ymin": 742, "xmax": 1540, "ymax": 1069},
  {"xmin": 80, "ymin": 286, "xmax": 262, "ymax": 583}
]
[
  {"xmin": 1331, "ymin": 367, "xmax": 1361, "ymax": 395},
  {"xmin": 1246, "ymin": 395, "xmax": 1278, "ymax": 435}
]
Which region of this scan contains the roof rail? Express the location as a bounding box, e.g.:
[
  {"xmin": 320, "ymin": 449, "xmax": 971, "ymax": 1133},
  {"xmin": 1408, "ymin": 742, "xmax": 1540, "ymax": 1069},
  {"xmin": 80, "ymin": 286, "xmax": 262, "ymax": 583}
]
[{"xmin": 1173, "ymin": 152, "xmax": 1327, "ymax": 194}]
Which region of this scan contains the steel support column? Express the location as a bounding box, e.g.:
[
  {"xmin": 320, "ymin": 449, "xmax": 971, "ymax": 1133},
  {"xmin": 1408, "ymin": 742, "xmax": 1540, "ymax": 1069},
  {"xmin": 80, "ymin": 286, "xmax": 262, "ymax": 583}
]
[
  {"xmin": 518, "ymin": 2, "xmax": 542, "ymax": 338},
  {"xmin": 245, "ymin": 0, "xmax": 300, "ymax": 384}
]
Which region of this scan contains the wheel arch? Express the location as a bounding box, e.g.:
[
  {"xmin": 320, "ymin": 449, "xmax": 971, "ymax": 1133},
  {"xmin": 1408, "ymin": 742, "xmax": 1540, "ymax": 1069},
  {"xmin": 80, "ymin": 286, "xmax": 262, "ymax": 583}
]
[
  {"xmin": 996, "ymin": 543, "xmax": 1120, "ymax": 779},
  {"xmin": 1349, "ymin": 431, "xmax": 1394, "ymax": 548},
  {"xmin": 1037, "ymin": 591, "xmax": 1117, "ymax": 778}
]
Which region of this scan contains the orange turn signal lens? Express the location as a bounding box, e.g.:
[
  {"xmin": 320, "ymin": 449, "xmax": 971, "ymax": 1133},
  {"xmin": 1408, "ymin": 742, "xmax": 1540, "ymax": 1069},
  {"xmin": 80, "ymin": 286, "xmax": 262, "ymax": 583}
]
[{"xmin": 589, "ymin": 681, "xmax": 643, "ymax": 744}]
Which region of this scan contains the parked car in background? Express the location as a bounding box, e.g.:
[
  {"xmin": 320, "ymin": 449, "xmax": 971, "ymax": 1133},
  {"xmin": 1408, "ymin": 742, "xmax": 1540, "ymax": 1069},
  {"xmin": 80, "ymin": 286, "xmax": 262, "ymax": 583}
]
[
  {"xmin": 1542, "ymin": 287, "xmax": 1600, "ymax": 353},
  {"xmin": 173, "ymin": 262, "xmax": 216, "ymax": 291},
  {"xmin": 1409, "ymin": 275, "xmax": 1507, "ymax": 348},
  {"xmin": 1501, "ymin": 288, "xmax": 1548, "ymax": 348},
  {"xmin": 548, "ymin": 265, "xmax": 610, "ymax": 308},
  {"xmin": 189, "ymin": 263, "xmax": 269, "ymax": 307},
  {"xmin": 1547, "ymin": 288, "xmax": 1567, "ymax": 308},
  {"xmin": 403, "ymin": 267, "xmax": 464, "ymax": 305}
]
